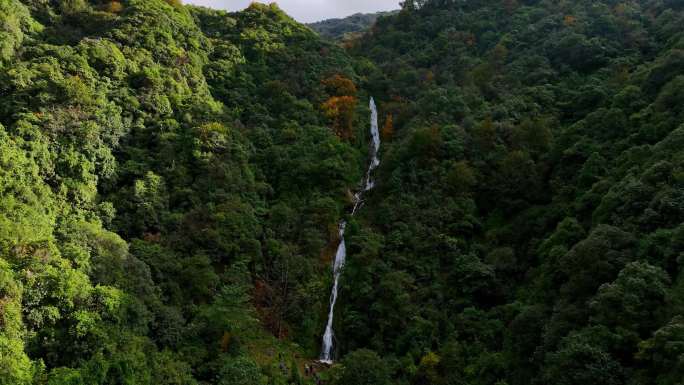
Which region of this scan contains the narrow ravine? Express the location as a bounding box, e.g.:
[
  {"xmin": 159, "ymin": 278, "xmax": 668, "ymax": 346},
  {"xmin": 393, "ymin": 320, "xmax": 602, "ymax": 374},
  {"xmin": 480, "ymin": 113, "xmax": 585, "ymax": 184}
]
[{"xmin": 320, "ymin": 97, "xmax": 380, "ymax": 363}]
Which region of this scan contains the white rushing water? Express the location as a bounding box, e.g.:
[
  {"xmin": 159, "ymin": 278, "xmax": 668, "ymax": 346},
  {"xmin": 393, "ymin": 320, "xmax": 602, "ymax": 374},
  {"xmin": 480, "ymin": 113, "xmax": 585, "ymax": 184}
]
[{"xmin": 320, "ymin": 97, "xmax": 380, "ymax": 363}]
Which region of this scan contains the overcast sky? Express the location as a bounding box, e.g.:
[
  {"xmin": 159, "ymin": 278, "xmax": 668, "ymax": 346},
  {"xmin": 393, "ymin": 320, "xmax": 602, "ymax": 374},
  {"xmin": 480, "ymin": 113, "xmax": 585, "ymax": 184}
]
[{"xmin": 184, "ymin": 0, "xmax": 401, "ymax": 23}]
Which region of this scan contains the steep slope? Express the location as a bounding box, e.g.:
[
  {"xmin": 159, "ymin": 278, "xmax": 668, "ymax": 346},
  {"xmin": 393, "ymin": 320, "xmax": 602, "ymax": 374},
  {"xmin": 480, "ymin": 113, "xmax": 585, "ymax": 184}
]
[
  {"xmin": 0, "ymin": 1, "xmax": 366, "ymax": 383},
  {"xmin": 328, "ymin": 1, "xmax": 684, "ymax": 384}
]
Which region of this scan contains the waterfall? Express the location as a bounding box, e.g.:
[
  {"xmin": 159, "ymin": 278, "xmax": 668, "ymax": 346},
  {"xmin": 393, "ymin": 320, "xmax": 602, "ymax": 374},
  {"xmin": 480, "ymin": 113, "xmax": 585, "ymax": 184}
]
[
  {"xmin": 320, "ymin": 97, "xmax": 380, "ymax": 363},
  {"xmin": 319, "ymin": 222, "xmax": 346, "ymax": 364}
]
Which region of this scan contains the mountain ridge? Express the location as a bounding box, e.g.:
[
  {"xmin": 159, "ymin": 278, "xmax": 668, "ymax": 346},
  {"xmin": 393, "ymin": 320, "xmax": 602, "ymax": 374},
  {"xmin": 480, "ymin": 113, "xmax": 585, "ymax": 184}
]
[{"xmin": 307, "ymin": 10, "xmax": 398, "ymax": 40}]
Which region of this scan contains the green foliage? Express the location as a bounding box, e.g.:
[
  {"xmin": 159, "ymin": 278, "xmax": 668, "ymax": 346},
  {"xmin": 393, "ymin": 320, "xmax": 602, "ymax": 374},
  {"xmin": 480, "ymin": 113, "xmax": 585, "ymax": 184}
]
[
  {"xmin": 0, "ymin": 260, "xmax": 35, "ymax": 385},
  {"xmin": 0, "ymin": 124, "xmax": 55, "ymax": 246},
  {"xmin": 589, "ymin": 261, "xmax": 670, "ymax": 334},
  {"xmin": 0, "ymin": 0, "xmax": 41, "ymax": 65},
  {"xmin": 637, "ymin": 316, "xmax": 684, "ymax": 385},
  {"xmin": 216, "ymin": 356, "xmax": 265, "ymax": 385},
  {"xmin": 332, "ymin": 349, "xmax": 391, "ymax": 385},
  {"xmin": 543, "ymin": 337, "xmax": 625, "ymax": 385}
]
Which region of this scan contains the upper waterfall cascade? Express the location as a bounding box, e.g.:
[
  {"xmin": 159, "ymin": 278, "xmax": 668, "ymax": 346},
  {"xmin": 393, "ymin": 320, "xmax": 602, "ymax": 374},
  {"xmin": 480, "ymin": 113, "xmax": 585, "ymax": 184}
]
[{"xmin": 319, "ymin": 97, "xmax": 381, "ymax": 363}]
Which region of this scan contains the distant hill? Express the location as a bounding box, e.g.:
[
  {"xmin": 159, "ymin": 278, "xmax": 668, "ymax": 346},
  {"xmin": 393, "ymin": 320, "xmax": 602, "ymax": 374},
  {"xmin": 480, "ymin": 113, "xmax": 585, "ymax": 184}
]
[{"xmin": 308, "ymin": 11, "xmax": 398, "ymax": 40}]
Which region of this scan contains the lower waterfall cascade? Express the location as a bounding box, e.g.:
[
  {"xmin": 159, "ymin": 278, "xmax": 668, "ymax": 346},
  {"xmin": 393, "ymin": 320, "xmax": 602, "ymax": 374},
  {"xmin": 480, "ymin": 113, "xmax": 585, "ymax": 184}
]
[{"xmin": 319, "ymin": 97, "xmax": 381, "ymax": 364}]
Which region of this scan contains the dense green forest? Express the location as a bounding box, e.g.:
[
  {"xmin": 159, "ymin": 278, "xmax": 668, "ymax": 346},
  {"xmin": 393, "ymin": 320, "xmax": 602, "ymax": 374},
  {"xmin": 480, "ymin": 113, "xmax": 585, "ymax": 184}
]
[{"xmin": 1, "ymin": 0, "xmax": 683, "ymax": 384}]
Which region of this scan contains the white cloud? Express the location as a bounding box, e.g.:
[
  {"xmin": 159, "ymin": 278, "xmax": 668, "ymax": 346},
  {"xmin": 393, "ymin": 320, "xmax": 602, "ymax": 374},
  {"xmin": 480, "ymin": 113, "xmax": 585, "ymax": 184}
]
[{"xmin": 184, "ymin": 0, "xmax": 400, "ymax": 23}]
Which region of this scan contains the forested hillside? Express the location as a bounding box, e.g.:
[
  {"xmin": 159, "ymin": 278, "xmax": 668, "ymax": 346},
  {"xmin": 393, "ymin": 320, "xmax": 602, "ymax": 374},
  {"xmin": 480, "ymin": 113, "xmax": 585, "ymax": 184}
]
[
  {"xmin": 334, "ymin": 0, "xmax": 684, "ymax": 384},
  {"xmin": 0, "ymin": 0, "xmax": 366, "ymax": 383},
  {"xmin": 0, "ymin": 0, "xmax": 683, "ymax": 384},
  {"xmin": 307, "ymin": 11, "xmax": 397, "ymax": 41}
]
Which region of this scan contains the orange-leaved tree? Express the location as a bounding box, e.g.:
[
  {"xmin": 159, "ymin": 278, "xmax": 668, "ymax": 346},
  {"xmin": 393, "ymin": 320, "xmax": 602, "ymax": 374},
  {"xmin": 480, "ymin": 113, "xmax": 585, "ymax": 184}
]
[
  {"xmin": 321, "ymin": 74, "xmax": 358, "ymax": 139},
  {"xmin": 382, "ymin": 113, "xmax": 394, "ymax": 140},
  {"xmin": 323, "ymin": 74, "xmax": 357, "ymax": 97},
  {"xmin": 164, "ymin": 0, "xmax": 183, "ymax": 8},
  {"xmin": 104, "ymin": 1, "xmax": 124, "ymax": 13},
  {"xmin": 322, "ymin": 96, "xmax": 357, "ymax": 139}
]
